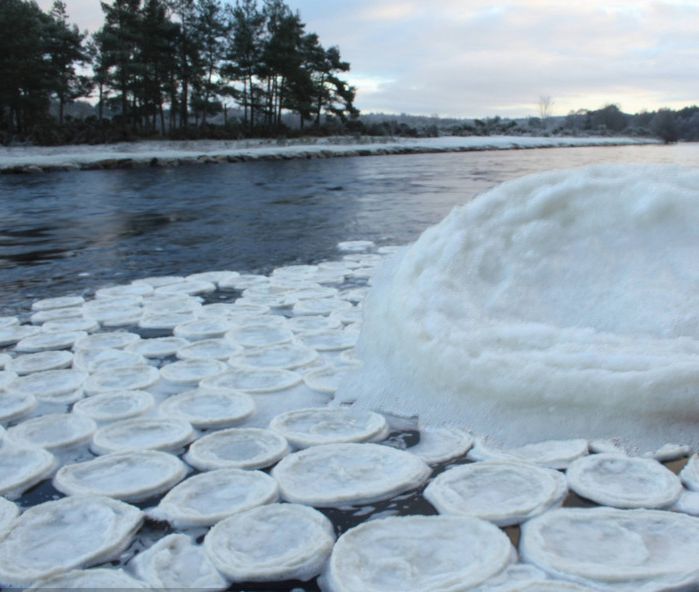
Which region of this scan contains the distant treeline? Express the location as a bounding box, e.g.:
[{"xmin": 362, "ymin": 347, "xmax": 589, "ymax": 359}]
[{"xmin": 0, "ymin": 0, "xmax": 357, "ymax": 144}]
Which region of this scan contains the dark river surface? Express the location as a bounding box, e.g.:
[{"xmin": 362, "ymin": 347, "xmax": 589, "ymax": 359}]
[{"xmin": 1, "ymin": 142, "xmax": 697, "ymax": 313}]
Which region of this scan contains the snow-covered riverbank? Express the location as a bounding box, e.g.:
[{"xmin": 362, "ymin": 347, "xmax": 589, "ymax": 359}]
[{"xmin": 0, "ymin": 135, "xmax": 658, "ymax": 174}]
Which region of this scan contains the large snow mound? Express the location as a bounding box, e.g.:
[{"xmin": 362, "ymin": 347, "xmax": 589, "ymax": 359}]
[{"xmin": 337, "ymin": 165, "xmax": 699, "ymax": 450}]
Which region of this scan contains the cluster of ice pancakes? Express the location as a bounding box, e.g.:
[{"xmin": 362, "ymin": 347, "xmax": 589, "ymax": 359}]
[
  {"xmin": 339, "ymin": 165, "xmax": 699, "ymax": 452},
  {"xmin": 0, "ymin": 169, "xmax": 698, "ymax": 591}
]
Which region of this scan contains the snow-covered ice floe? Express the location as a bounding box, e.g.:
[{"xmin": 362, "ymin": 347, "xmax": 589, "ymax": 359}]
[{"xmin": 339, "ymin": 165, "xmax": 699, "ymax": 451}]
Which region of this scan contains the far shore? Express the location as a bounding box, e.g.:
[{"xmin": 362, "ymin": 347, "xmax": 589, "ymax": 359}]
[{"xmin": 0, "ymin": 135, "xmax": 660, "ymax": 175}]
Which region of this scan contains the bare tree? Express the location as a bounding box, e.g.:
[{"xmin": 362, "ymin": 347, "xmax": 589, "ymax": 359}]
[{"xmin": 538, "ymin": 95, "xmax": 553, "ymax": 121}]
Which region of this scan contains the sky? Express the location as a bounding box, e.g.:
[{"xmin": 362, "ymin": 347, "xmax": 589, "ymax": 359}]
[{"xmin": 38, "ymin": 0, "xmax": 699, "ymax": 118}]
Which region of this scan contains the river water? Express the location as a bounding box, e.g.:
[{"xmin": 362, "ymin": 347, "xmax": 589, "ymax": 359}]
[{"xmin": 1, "ymin": 142, "xmax": 697, "ymax": 313}]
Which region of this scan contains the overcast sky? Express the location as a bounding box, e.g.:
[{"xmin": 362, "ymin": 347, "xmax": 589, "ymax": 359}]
[{"xmin": 39, "ymin": 0, "xmax": 699, "ymax": 118}]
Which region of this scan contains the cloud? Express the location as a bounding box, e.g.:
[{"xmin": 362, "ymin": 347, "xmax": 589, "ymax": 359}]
[{"xmin": 37, "ymin": 0, "xmax": 699, "ymax": 117}]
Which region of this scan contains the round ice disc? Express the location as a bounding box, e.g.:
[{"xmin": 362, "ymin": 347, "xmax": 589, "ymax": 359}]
[
  {"xmin": 84, "ymin": 366, "xmax": 159, "ymax": 394},
  {"xmin": 337, "ymin": 240, "xmax": 375, "ymax": 253},
  {"xmin": 15, "ymin": 330, "xmax": 86, "ymax": 353},
  {"xmin": 292, "ymin": 298, "xmax": 352, "ymax": 317},
  {"xmin": 0, "ymin": 441, "xmax": 56, "ymax": 499},
  {"xmin": 129, "ymin": 534, "xmax": 227, "ymax": 590},
  {"xmin": 0, "ymin": 370, "xmax": 17, "ymax": 391},
  {"xmin": 0, "ymin": 390, "xmax": 37, "ymax": 423},
  {"xmin": 204, "ymin": 503, "xmax": 334, "ymax": 582},
  {"xmin": 27, "ymin": 568, "xmax": 149, "ymax": 590},
  {"xmin": 566, "ymin": 453, "xmax": 683, "ymax": 509},
  {"xmin": 0, "ymin": 325, "xmax": 41, "ymax": 347},
  {"xmin": 91, "ymin": 417, "xmax": 194, "ymax": 455},
  {"xmin": 407, "ymin": 427, "xmax": 474, "ymax": 464},
  {"xmin": 173, "ymin": 318, "xmax": 233, "ymax": 341},
  {"xmin": 304, "ymin": 366, "xmax": 356, "ymax": 394},
  {"xmin": 288, "ymin": 315, "xmax": 342, "ymax": 335},
  {"xmin": 128, "ymin": 336, "xmax": 189, "ymax": 358},
  {"xmin": 97, "ymin": 283, "xmax": 153, "ymax": 299},
  {"xmin": 8, "ymin": 413, "xmax": 97, "ymax": 451},
  {"xmin": 323, "ymin": 515, "xmax": 512, "ymax": 592},
  {"xmin": 301, "ymin": 330, "xmax": 358, "ymax": 352},
  {"xmin": 272, "ymin": 442, "xmax": 431, "ymax": 507},
  {"xmin": 187, "ymin": 270, "xmax": 238, "ymax": 284},
  {"xmin": 139, "ymin": 311, "xmax": 198, "ymax": 330},
  {"xmin": 469, "ymin": 439, "xmax": 589, "ymax": 469},
  {"xmin": 148, "ymin": 468, "xmax": 279, "ymax": 528},
  {"xmin": 9, "ymin": 369, "xmax": 87, "ymax": 404},
  {"xmin": 0, "ymin": 497, "xmax": 18, "ymax": 537},
  {"xmin": 42, "ymin": 317, "xmax": 99, "ymax": 333},
  {"xmin": 424, "ymin": 461, "xmax": 567, "ymax": 526},
  {"xmin": 155, "ymin": 279, "xmax": 215, "ymax": 296},
  {"xmin": 520, "ymin": 507, "xmax": 699, "ymax": 591},
  {"xmin": 134, "ymin": 275, "xmax": 185, "ymax": 288},
  {"xmin": 0, "ymin": 495, "xmax": 143, "ymax": 586},
  {"xmin": 54, "ymin": 450, "xmax": 187, "ymax": 502},
  {"xmin": 226, "ymin": 324, "xmax": 294, "ymax": 348},
  {"xmin": 74, "ymin": 332, "xmax": 141, "ymax": 351},
  {"xmin": 185, "ymin": 427, "xmax": 289, "ymax": 471},
  {"xmin": 160, "ymin": 359, "xmax": 228, "ymax": 386},
  {"xmin": 31, "ymin": 307, "xmax": 83, "ymax": 325},
  {"xmin": 159, "ymin": 389, "xmax": 254, "ymax": 429},
  {"xmin": 176, "ymin": 338, "xmax": 242, "ymax": 361},
  {"xmin": 270, "ymin": 407, "xmax": 389, "ymax": 448},
  {"xmin": 6, "ymin": 350, "xmax": 73, "ymax": 376},
  {"xmin": 73, "ymin": 390, "xmax": 155, "ymax": 423},
  {"xmin": 330, "ymin": 306, "xmax": 363, "ymax": 326},
  {"xmin": 681, "ymin": 454, "xmax": 699, "ymax": 491},
  {"xmin": 673, "ymin": 490, "xmax": 699, "ymax": 517},
  {"xmin": 231, "ymin": 343, "xmax": 318, "ymax": 371},
  {"xmin": 32, "ymin": 296, "xmax": 85, "ymax": 312},
  {"xmin": 201, "ymin": 368, "xmax": 302, "ymax": 394},
  {"xmin": 73, "ymin": 348, "xmax": 146, "ymax": 373},
  {"xmin": 0, "ymin": 317, "xmax": 18, "ymax": 329},
  {"xmin": 0, "ymin": 353, "xmax": 10, "ymax": 370}
]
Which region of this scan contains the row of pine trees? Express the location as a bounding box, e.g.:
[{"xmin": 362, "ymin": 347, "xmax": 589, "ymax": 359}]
[{"xmin": 0, "ymin": 0, "xmax": 358, "ymax": 137}]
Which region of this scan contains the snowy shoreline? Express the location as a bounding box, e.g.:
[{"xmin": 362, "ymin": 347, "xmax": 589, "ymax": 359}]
[{"xmin": 0, "ymin": 135, "xmax": 658, "ymax": 174}]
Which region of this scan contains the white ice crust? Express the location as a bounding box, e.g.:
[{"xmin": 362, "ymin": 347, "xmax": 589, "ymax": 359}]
[
  {"xmin": 147, "ymin": 468, "xmax": 279, "ymax": 527},
  {"xmin": 424, "ymin": 461, "xmax": 567, "ymax": 526},
  {"xmin": 322, "ymin": 515, "xmax": 513, "ymax": 592},
  {"xmin": 204, "ymin": 503, "xmax": 335, "ymax": 582},
  {"xmin": 54, "ymin": 450, "xmax": 187, "ymax": 501},
  {"xmin": 339, "ymin": 166, "xmax": 699, "ymax": 450},
  {"xmin": 185, "ymin": 427, "xmax": 289, "ymax": 470},
  {"xmin": 272, "ymin": 442, "xmax": 431, "ymax": 507},
  {"xmin": 269, "ymin": 407, "xmax": 388, "ymax": 449},
  {"xmin": 520, "ymin": 507, "xmax": 699, "ymax": 591},
  {"xmin": 0, "ymin": 496, "xmax": 143, "ymax": 586},
  {"xmin": 566, "ymin": 453, "xmax": 682, "ymax": 508},
  {"xmin": 129, "ymin": 534, "xmax": 227, "ymax": 590}
]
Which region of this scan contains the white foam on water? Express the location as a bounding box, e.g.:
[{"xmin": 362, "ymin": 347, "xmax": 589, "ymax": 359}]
[
  {"xmin": 338, "ymin": 166, "xmax": 699, "ymax": 450},
  {"xmin": 566, "ymin": 454, "xmax": 682, "ymax": 509},
  {"xmin": 204, "ymin": 503, "xmax": 335, "ymax": 582}
]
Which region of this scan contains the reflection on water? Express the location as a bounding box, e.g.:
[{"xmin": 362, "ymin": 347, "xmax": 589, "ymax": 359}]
[{"xmin": 1, "ymin": 143, "xmax": 697, "ymax": 312}]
